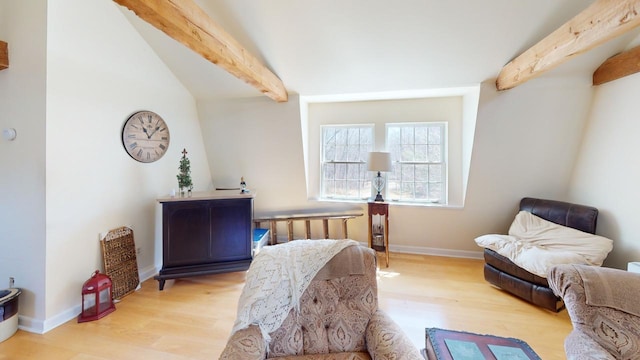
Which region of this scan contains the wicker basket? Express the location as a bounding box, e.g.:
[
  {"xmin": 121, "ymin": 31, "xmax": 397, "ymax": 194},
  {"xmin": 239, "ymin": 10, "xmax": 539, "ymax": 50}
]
[{"xmin": 100, "ymin": 226, "xmax": 140, "ymax": 300}]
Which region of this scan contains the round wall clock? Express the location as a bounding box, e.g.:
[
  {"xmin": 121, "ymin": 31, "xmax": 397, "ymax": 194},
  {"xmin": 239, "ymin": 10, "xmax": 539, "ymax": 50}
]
[{"xmin": 122, "ymin": 110, "xmax": 170, "ymax": 163}]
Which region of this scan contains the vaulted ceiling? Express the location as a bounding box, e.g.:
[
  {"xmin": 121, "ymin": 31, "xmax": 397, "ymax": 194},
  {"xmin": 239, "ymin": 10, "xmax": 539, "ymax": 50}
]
[{"xmin": 117, "ymin": 0, "xmax": 640, "ymax": 101}]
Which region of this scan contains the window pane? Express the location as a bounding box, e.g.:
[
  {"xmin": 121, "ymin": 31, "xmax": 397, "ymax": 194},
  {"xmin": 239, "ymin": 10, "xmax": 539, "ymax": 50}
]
[
  {"xmin": 347, "ymin": 180, "xmax": 360, "ymax": 197},
  {"xmin": 386, "ymin": 123, "xmax": 446, "ymax": 203},
  {"xmin": 415, "ymin": 182, "xmax": 428, "ymax": 199},
  {"xmin": 335, "ymin": 180, "xmax": 347, "ymax": 196},
  {"xmin": 401, "ymin": 182, "xmax": 414, "ymax": 197},
  {"xmin": 320, "ymin": 125, "xmax": 373, "ymax": 200},
  {"xmin": 429, "ymin": 164, "xmax": 442, "ymax": 182},
  {"xmin": 387, "ymin": 180, "xmax": 400, "ymax": 198},
  {"xmin": 388, "ymin": 164, "xmax": 400, "ymax": 181},
  {"xmin": 347, "ymin": 145, "xmax": 359, "ymax": 161},
  {"xmin": 401, "ymin": 127, "xmax": 414, "ymax": 144},
  {"xmin": 415, "ymin": 145, "xmax": 427, "ymax": 162},
  {"xmin": 346, "ymin": 163, "xmax": 359, "ymax": 180},
  {"xmin": 335, "ymin": 164, "xmax": 346, "ymax": 180},
  {"xmin": 429, "ymin": 183, "xmax": 442, "ymax": 201},
  {"xmin": 323, "ymin": 180, "xmax": 335, "ymax": 196},
  {"xmin": 427, "ymin": 145, "xmax": 441, "ymax": 162},
  {"xmin": 323, "ymin": 163, "xmax": 335, "ymax": 179},
  {"xmin": 335, "ymin": 128, "xmax": 347, "ymax": 145},
  {"xmin": 428, "ymin": 127, "xmax": 441, "ymax": 144},
  {"xmin": 388, "ymin": 127, "xmax": 400, "ymax": 145},
  {"xmin": 415, "ymin": 126, "xmax": 428, "ymax": 144},
  {"xmin": 323, "ymin": 128, "xmax": 335, "ymax": 145},
  {"xmin": 335, "ymin": 145, "xmax": 347, "ymax": 161},
  {"xmin": 360, "ymin": 128, "xmax": 373, "ymax": 145},
  {"xmin": 415, "ymin": 164, "xmax": 428, "ymax": 179},
  {"xmin": 347, "ymin": 128, "xmax": 359, "ymax": 143},
  {"xmin": 359, "ymin": 145, "xmax": 370, "ymax": 162},
  {"xmin": 401, "ymin": 145, "xmax": 414, "ymax": 161},
  {"xmin": 401, "ymin": 164, "xmax": 415, "ymax": 181},
  {"xmin": 389, "ymin": 144, "xmax": 401, "ymax": 162}
]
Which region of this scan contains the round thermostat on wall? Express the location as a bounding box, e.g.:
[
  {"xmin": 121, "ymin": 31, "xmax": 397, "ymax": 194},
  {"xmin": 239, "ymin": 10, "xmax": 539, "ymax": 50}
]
[
  {"xmin": 121, "ymin": 111, "xmax": 170, "ymax": 163},
  {"xmin": 2, "ymin": 128, "xmax": 17, "ymax": 141}
]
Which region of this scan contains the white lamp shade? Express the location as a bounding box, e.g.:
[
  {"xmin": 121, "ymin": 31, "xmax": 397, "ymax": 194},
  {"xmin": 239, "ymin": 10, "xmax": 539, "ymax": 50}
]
[{"xmin": 367, "ymin": 152, "xmax": 392, "ymax": 172}]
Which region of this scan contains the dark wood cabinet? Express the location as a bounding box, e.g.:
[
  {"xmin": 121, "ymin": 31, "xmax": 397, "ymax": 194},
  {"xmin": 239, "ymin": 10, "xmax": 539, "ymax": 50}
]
[{"xmin": 155, "ymin": 191, "xmax": 254, "ymax": 290}]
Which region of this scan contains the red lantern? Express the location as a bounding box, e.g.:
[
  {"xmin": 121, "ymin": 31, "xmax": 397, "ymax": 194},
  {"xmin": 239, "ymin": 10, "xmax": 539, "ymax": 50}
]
[{"xmin": 78, "ymin": 270, "xmax": 116, "ymax": 323}]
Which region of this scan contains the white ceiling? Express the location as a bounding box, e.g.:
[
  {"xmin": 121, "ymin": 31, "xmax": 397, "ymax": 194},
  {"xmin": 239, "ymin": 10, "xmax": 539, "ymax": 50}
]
[{"xmin": 118, "ymin": 0, "xmax": 640, "ymax": 101}]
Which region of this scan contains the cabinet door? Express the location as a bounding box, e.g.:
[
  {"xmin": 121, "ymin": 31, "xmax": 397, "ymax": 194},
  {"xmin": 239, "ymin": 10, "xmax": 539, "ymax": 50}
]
[
  {"xmin": 209, "ymin": 199, "xmax": 251, "ymax": 262},
  {"xmin": 164, "ymin": 201, "xmax": 211, "ymax": 267}
]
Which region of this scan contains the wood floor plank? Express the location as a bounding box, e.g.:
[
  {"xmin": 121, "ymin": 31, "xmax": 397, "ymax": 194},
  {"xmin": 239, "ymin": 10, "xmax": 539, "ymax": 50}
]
[{"xmin": 0, "ymin": 252, "xmax": 572, "ymax": 359}]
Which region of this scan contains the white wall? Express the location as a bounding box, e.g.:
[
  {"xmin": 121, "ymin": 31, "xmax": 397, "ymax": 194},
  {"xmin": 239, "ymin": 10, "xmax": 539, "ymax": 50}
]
[
  {"xmin": 568, "ymin": 72, "xmax": 640, "ymax": 270},
  {"xmin": 198, "ymin": 95, "xmax": 309, "ymax": 212},
  {"xmin": 0, "ymin": 0, "xmax": 48, "ymax": 323},
  {"xmin": 198, "ymin": 76, "xmax": 594, "ymax": 255},
  {"xmin": 0, "ymin": 0, "xmax": 213, "ymax": 333}
]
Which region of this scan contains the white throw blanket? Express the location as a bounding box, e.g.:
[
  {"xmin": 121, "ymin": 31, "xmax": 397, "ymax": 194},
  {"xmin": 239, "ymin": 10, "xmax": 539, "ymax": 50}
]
[
  {"xmin": 231, "ymin": 239, "xmax": 359, "ymax": 345},
  {"xmin": 475, "ymin": 211, "xmax": 613, "ymax": 278}
]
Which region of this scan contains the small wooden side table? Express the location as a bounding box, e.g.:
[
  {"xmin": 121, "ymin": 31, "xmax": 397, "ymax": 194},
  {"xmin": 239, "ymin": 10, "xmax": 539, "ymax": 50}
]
[{"xmin": 368, "ymin": 201, "xmax": 389, "ymax": 267}]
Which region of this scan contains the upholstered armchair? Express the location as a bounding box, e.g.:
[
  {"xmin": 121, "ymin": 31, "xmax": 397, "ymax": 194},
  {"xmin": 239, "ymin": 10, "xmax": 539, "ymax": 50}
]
[
  {"xmin": 548, "ymin": 264, "xmax": 640, "ymax": 359},
  {"xmin": 220, "ymin": 243, "xmax": 422, "ymax": 360}
]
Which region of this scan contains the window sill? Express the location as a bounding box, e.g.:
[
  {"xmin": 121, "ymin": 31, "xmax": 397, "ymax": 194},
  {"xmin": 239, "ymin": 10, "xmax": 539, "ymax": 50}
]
[{"xmin": 314, "ymin": 197, "xmax": 463, "ymax": 209}]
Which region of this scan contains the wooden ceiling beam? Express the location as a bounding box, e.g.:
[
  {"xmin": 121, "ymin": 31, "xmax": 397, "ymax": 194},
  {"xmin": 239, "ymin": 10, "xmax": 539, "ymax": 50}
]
[
  {"xmin": 593, "ymin": 45, "xmax": 640, "ymax": 85},
  {"xmin": 496, "ymin": 0, "xmax": 640, "ymax": 91},
  {"xmin": 0, "ymin": 41, "xmax": 8, "ymax": 70},
  {"xmin": 113, "ymin": 0, "xmax": 288, "ymax": 102}
]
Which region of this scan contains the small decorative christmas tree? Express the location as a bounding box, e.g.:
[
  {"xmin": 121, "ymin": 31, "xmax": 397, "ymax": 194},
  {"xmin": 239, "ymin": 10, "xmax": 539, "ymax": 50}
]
[{"xmin": 177, "ymin": 148, "xmax": 193, "ymax": 196}]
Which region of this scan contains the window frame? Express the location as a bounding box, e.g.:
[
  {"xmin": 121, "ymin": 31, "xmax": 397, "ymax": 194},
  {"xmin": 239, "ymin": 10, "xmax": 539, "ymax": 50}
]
[
  {"xmin": 318, "ymin": 122, "xmax": 448, "ymax": 204},
  {"xmin": 319, "ymin": 124, "xmax": 374, "ymax": 200},
  {"xmin": 385, "ymin": 122, "xmax": 447, "ymax": 204}
]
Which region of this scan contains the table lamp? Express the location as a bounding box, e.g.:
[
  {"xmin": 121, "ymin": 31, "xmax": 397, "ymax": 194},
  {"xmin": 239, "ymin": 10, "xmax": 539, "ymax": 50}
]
[{"xmin": 367, "ymin": 152, "xmax": 392, "ymax": 202}]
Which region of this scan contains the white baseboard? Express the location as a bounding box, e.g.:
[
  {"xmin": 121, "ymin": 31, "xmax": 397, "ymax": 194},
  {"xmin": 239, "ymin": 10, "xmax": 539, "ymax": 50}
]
[
  {"xmin": 139, "ymin": 264, "xmax": 159, "ymax": 283},
  {"xmin": 18, "ymin": 246, "xmax": 481, "ymax": 335},
  {"xmin": 18, "ymin": 303, "xmax": 80, "ymax": 335},
  {"xmin": 351, "ymin": 240, "xmax": 483, "ymax": 260},
  {"xmin": 19, "ymin": 265, "xmax": 160, "ymax": 335},
  {"xmin": 17, "ymin": 315, "xmax": 44, "ymax": 334},
  {"xmin": 390, "ymin": 243, "xmax": 484, "ymax": 259}
]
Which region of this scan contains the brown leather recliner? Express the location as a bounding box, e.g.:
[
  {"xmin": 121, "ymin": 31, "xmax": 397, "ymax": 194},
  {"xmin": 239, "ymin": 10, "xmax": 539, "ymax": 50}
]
[{"xmin": 482, "ymin": 197, "xmax": 599, "ymax": 312}]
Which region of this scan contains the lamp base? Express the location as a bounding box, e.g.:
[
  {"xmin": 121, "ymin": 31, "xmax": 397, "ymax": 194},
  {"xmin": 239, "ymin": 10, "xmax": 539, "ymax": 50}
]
[
  {"xmin": 77, "ymin": 305, "xmax": 116, "ymax": 323},
  {"xmin": 374, "ymin": 193, "xmax": 385, "ymax": 202}
]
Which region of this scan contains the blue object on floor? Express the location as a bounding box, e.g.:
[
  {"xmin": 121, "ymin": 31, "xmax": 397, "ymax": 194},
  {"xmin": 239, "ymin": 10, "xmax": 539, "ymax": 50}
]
[{"xmin": 253, "ymin": 228, "xmax": 269, "ymax": 257}]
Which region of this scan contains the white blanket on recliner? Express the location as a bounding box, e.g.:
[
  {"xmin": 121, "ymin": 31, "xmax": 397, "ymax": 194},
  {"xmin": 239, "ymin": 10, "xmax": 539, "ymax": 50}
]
[
  {"xmin": 475, "ymin": 211, "xmax": 613, "ymax": 278},
  {"xmin": 231, "ymin": 239, "xmax": 358, "ymax": 344}
]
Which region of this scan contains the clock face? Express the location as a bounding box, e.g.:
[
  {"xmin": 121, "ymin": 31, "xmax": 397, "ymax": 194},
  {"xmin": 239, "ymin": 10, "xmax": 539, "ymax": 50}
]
[{"xmin": 122, "ymin": 111, "xmax": 170, "ymax": 163}]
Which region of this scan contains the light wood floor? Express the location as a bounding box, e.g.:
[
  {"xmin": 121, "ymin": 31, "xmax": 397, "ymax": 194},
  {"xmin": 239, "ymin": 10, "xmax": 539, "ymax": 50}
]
[{"xmin": 0, "ymin": 252, "xmax": 572, "ymax": 359}]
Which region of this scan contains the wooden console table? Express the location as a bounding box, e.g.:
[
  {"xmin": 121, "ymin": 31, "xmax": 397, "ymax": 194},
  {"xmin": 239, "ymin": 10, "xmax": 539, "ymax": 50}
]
[{"xmin": 155, "ymin": 190, "xmax": 255, "ymax": 290}]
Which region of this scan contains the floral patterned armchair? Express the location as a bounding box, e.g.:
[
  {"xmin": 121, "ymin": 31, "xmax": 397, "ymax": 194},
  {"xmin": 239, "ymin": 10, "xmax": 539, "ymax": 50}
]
[
  {"xmin": 220, "ymin": 244, "xmax": 422, "ymax": 360},
  {"xmin": 548, "ymin": 264, "xmax": 640, "ymax": 359}
]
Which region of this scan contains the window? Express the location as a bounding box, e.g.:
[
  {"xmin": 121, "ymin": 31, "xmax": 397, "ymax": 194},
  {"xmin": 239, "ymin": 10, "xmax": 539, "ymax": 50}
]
[
  {"xmin": 386, "ymin": 123, "xmax": 446, "ymax": 203},
  {"xmin": 304, "ymin": 93, "xmax": 472, "ymax": 207},
  {"xmin": 321, "ymin": 125, "xmax": 373, "ymax": 200},
  {"xmin": 319, "ymin": 123, "xmax": 446, "ymax": 204}
]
